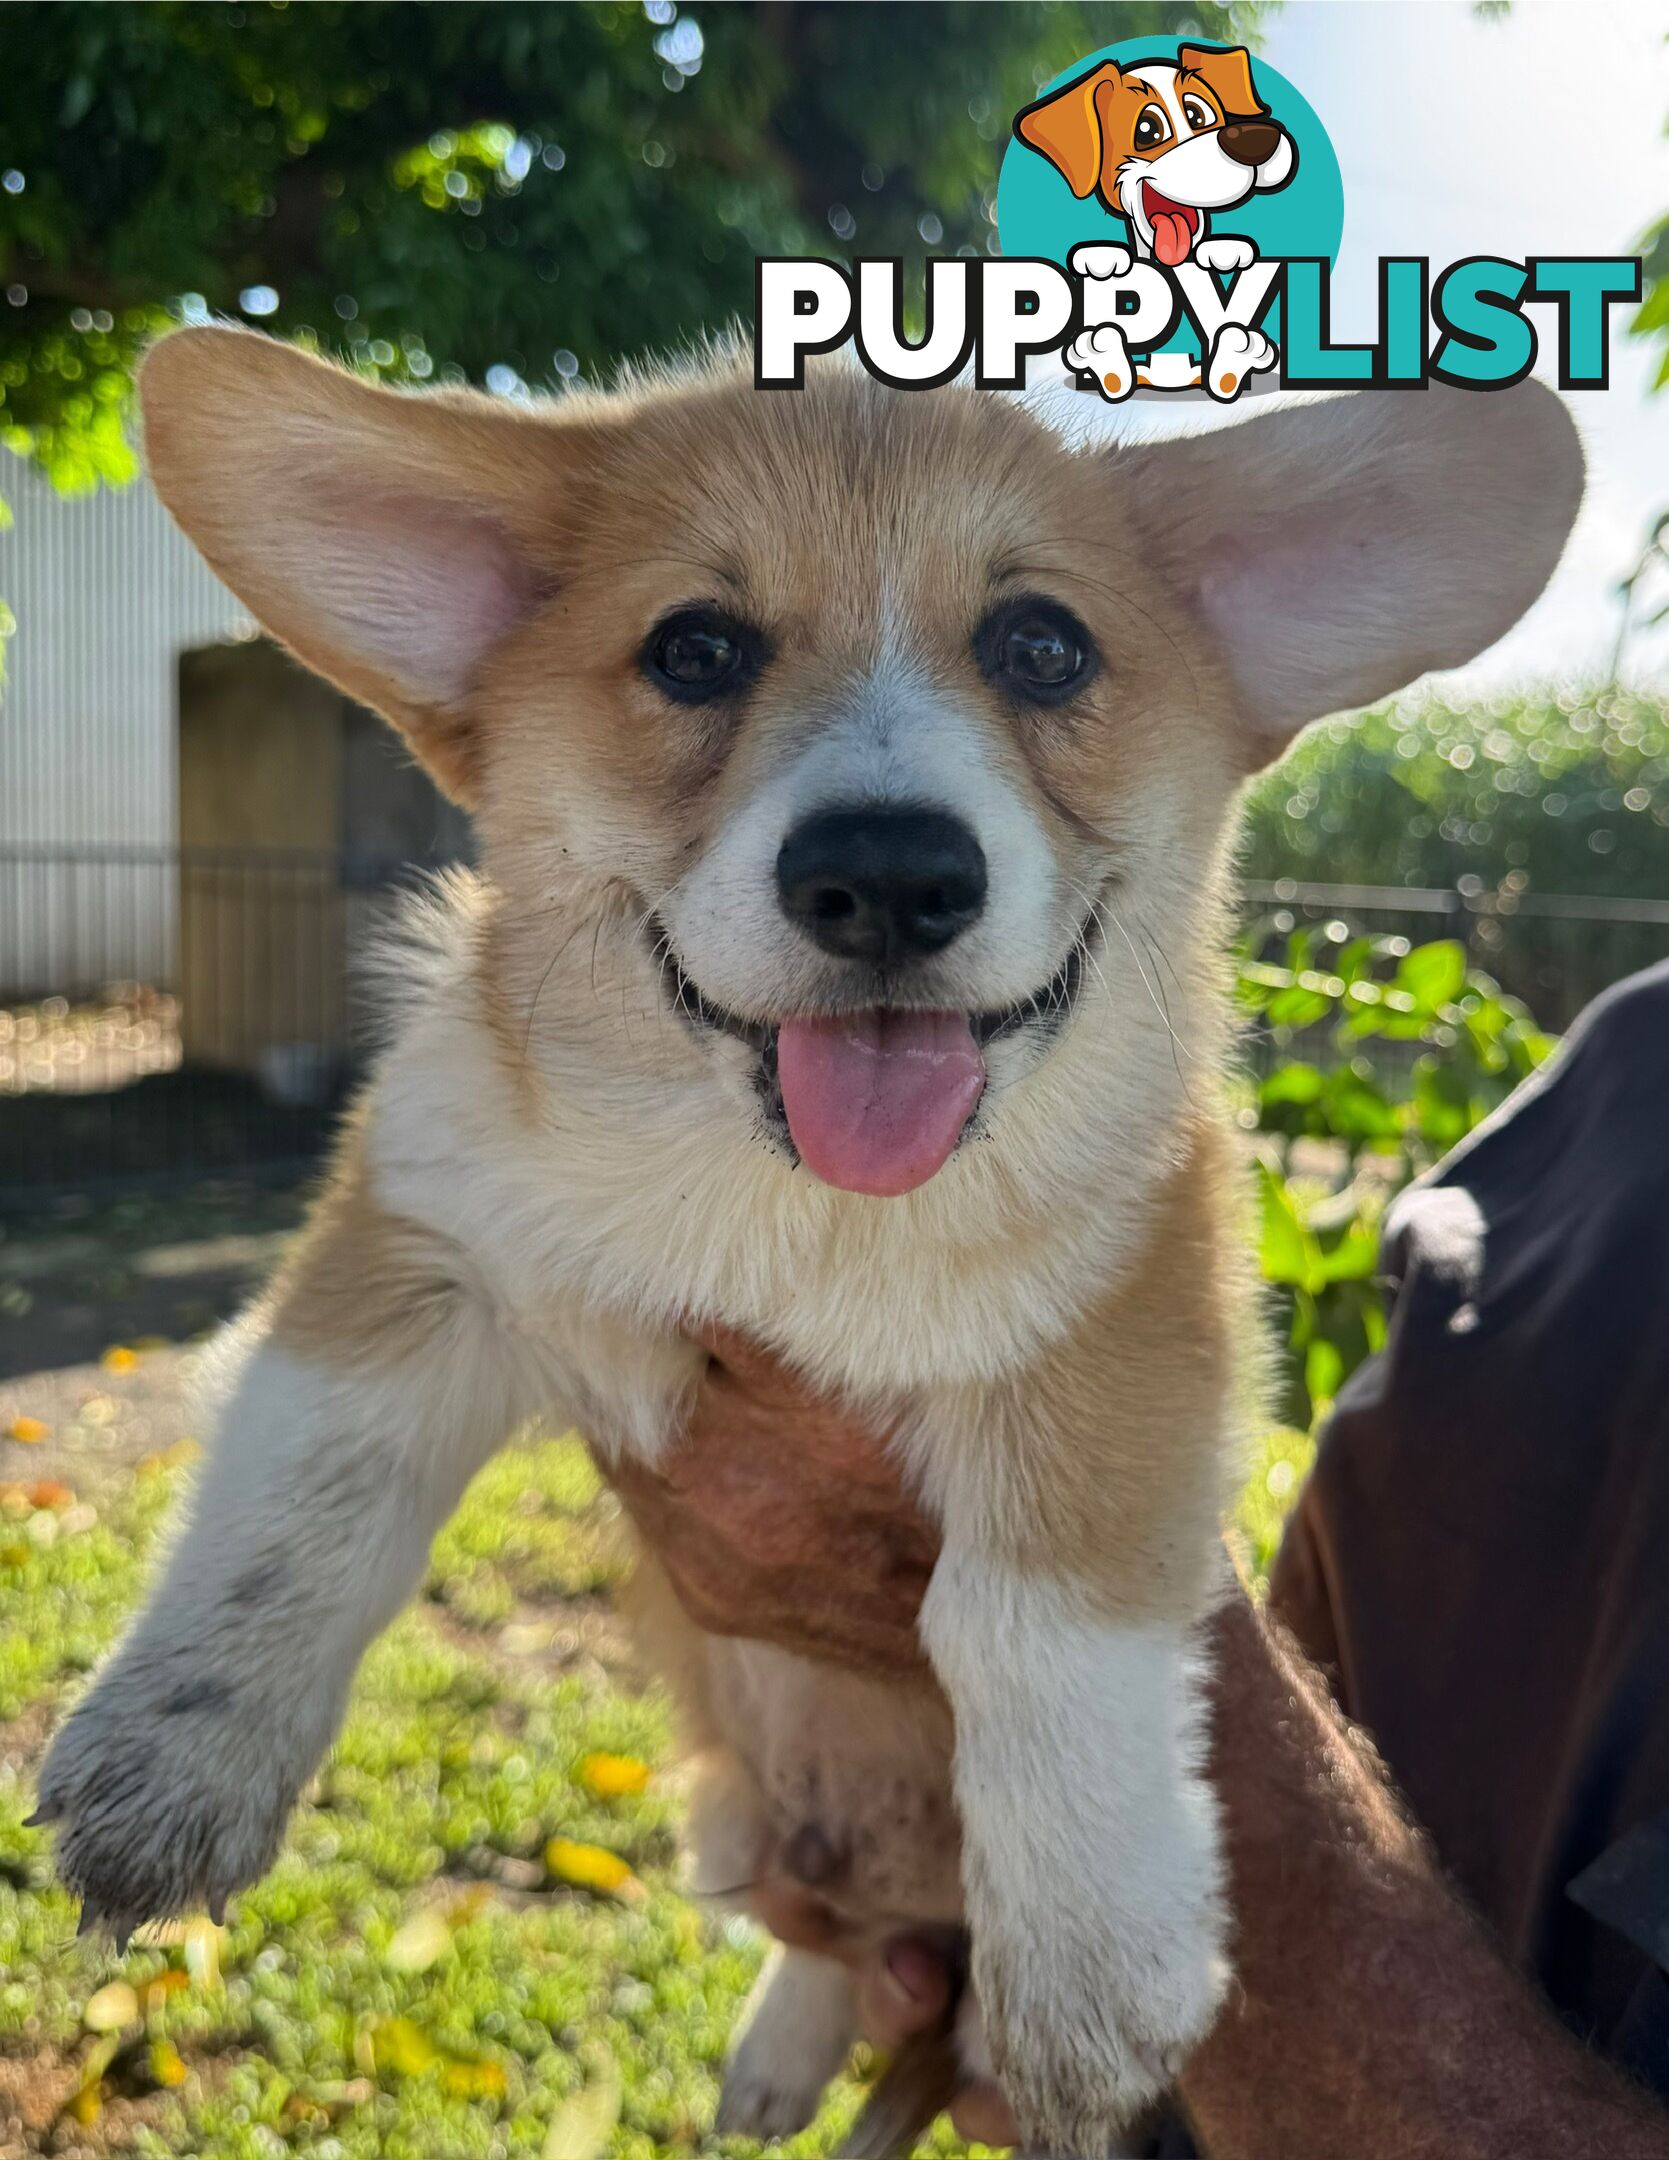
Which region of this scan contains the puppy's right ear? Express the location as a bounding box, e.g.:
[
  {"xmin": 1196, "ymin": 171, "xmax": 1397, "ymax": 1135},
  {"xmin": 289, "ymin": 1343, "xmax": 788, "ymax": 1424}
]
[
  {"xmin": 1116, "ymin": 379, "xmax": 1584, "ymax": 769},
  {"xmin": 139, "ymin": 326, "xmax": 593, "ymax": 804},
  {"xmin": 1013, "ymin": 64, "xmax": 1122, "ymax": 200}
]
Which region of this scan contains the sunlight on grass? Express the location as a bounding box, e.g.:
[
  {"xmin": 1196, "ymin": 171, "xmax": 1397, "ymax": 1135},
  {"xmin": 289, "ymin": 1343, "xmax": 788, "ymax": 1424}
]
[{"xmin": 0, "ymin": 1428, "xmax": 1313, "ymax": 2155}]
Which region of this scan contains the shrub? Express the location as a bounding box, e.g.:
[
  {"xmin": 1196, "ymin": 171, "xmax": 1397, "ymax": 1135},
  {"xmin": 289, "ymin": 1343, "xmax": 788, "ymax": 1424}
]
[
  {"xmin": 1240, "ymin": 927, "xmax": 1552, "ymax": 1433},
  {"xmin": 1243, "ymin": 684, "xmax": 1669, "ymax": 900}
]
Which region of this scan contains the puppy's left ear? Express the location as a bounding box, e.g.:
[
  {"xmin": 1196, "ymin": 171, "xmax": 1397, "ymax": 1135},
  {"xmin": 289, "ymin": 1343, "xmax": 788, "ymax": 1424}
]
[
  {"xmin": 139, "ymin": 325, "xmax": 602, "ymax": 804},
  {"xmin": 1177, "ymin": 43, "xmax": 1266, "ymax": 119},
  {"xmin": 1117, "ymin": 381, "xmax": 1583, "ymax": 769}
]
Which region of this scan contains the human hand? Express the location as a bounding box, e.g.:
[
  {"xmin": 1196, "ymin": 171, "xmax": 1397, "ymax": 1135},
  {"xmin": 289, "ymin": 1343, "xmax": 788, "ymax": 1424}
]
[{"xmin": 745, "ymin": 1865, "xmax": 1019, "ymax": 2147}]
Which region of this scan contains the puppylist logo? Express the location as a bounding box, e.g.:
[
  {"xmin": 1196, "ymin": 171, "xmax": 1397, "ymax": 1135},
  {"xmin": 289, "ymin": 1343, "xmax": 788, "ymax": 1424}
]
[{"xmin": 755, "ymin": 36, "xmax": 1641, "ymax": 402}]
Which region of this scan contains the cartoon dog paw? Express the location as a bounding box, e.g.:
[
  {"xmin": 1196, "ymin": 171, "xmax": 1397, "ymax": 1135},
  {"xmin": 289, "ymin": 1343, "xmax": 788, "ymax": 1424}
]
[
  {"xmin": 1066, "ymin": 324, "xmax": 1136, "ymax": 403},
  {"xmin": 1069, "ymin": 242, "xmax": 1133, "ymax": 282},
  {"xmin": 1193, "ymin": 235, "xmax": 1257, "ymax": 275},
  {"xmin": 1206, "ymin": 323, "xmax": 1277, "ymax": 402}
]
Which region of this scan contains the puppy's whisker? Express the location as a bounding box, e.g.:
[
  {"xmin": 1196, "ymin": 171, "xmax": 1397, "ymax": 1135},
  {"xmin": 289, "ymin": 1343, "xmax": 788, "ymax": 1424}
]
[
  {"xmin": 1057, "ymin": 876, "xmax": 1120, "ymax": 1017},
  {"xmin": 1140, "ymin": 926, "xmax": 1195, "ymax": 1100},
  {"xmin": 521, "ymin": 915, "xmax": 597, "ymax": 1064},
  {"xmin": 1102, "ymin": 899, "xmax": 1196, "ymax": 1075}
]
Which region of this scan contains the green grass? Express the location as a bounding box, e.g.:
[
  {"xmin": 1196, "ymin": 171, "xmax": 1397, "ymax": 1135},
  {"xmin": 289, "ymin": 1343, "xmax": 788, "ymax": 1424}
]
[{"xmin": 0, "ymin": 1428, "xmax": 1307, "ymax": 2157}]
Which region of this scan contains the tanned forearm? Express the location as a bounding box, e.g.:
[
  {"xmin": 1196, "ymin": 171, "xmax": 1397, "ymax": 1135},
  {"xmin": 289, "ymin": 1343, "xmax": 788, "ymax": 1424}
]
[{"xmin": 1182, "ymin": 1595, "xmax": 1667, "ymax": 2160}]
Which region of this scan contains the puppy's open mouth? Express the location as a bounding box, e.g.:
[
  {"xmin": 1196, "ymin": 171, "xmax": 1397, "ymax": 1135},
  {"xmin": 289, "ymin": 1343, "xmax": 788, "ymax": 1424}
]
[
  {"xmin": 1141, "ymin": 182, "xmax": 1200, "ymax": 267},
  {"xmin": 648, "ymin": 909, "xmax": 1097, "ymax": 1198}
]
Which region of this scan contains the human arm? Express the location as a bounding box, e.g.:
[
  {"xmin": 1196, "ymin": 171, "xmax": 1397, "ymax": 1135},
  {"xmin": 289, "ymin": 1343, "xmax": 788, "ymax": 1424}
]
[{"xmin": 608, "ymin": 1365, "xmax": 1669, "ymax": 2158}]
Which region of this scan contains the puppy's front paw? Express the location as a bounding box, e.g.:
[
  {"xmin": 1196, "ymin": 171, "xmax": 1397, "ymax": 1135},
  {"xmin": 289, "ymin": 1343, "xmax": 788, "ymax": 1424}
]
[
  {"xmin": 716, "ymin": 1945, "xmax": 854, "ymax": 2142},
  {"xmin": 715, "ymin": 2058, "xmax": 826, "ymax": 2143},
  {"xmin": 35, "ymin": 1662, "xmax": 311, "ymax": 1939},
  {"xmin": 979, "ymin": 1903, "xmax": 1228, "ymax": 2152}
]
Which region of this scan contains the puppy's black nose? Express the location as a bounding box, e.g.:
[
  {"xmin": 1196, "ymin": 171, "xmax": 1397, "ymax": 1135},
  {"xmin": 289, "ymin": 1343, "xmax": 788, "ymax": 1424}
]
[
  {"xmin": 1219, "ymin": 119, "xmax": 1281, "ymax": 167},
  {"xmin": 776, "ymin": 806, "xmax": 988, "ymax": 965}
]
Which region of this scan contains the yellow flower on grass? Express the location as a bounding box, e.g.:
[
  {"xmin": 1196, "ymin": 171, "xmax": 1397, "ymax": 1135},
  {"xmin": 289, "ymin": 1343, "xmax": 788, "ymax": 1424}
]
[
  {"xmin": 574, "ymin": 1751, "xmax": 650, "ymax": 1800},
  {"xmin": 545, "ymin": 1836, "xmax": 641, "ymax": 1900},
  {"xmin": 149, "ymin": 2037, "xmax": 188, "ymax": 2088},
  {"xmin": 101, "ymin": 1346, "xmax": 139, "ymax": 1375},
  {"xmin": 7, "ymin": 1416, "xmax": 48, "ymax": 1444}
]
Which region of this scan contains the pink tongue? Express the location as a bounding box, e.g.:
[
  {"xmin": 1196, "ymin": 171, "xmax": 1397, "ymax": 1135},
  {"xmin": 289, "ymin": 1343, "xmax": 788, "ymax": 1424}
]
[
  {"xmin": 776, "ymin": 1011, "xmax": 986, "ymax": 1198},
  {"xmin": 1152, "ymin": 209, "xmax": 1193, "ymax": 266}
]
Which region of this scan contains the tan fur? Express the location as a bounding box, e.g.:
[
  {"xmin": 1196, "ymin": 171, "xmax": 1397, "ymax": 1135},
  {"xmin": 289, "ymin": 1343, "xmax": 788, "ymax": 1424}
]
[
  {"xmin": 262, "ymin": 1116, "xmax": 471, "ymax": 1372},
  {"xmin": 38, "ymin": 329, "xmax": 1580, "ymax": 2154},
  {"xmin": 920, "ymin": 1115, "xmax": 1243, "ymax": 1609}
]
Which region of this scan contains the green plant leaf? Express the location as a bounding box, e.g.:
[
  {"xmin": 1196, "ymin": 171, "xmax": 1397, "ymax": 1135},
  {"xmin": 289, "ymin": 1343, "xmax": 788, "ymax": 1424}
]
[
  {"xmin": 1394, "ymin": 939, "xmax": 1467, "ymax": 1013},
  {"xmin": 1257, "ymin": 1164, "xmax": 1322, "ymax": 1292},
  {"xmin": 1317, "ymin": 1219, "xmax": 1380, "ymax": 1283},
  {"xmin": 1266, "ymin": 984, "xmax": 1333, "ymax": 1031},
  {"xmin": 1304, "ymin": 1336, "xmax": 1344, "ymax": 1411},
  {"xmin": 1259, "ymin": 1062, "xmax": 1324, "ymax": 1109}
]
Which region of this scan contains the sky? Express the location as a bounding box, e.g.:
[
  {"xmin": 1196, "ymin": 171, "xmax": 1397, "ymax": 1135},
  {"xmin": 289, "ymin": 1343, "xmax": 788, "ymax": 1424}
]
[{"xmin": 1040, "ymin": 0, "xmax": 1669, "ymax": 687}]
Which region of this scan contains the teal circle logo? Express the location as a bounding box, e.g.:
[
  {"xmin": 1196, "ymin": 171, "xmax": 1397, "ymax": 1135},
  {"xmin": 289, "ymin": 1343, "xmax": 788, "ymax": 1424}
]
[{"xmin": 997, "ymin": 37, "xmax": 1343, "ymax": 272}]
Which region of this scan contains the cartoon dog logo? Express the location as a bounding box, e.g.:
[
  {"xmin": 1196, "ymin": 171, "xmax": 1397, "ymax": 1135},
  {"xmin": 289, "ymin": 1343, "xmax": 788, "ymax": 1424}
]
[
  {"xmin": 1014, "ymin": 43, "xmax": 1295, "ymax": 268},
  {"xmin": 1014, "ymin": 44, "xmax": 1296, "ymax": 401}
]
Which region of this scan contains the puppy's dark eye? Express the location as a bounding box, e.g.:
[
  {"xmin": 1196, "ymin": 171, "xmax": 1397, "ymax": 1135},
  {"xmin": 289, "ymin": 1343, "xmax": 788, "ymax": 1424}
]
[
  {"xmin": 646, "ymin": 608, "xmax": 755, "ymax": 700},
  {"xmin": 1181, "ymin": 94, "xmax": 1216, "ymax": 132},
  {"xmin": 978, "ymin": 599, "xmax": 1096, "ymax": 704}
]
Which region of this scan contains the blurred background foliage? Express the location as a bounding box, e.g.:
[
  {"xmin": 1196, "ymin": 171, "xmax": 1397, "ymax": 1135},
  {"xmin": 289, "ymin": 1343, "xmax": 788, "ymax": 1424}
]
[
  {"xmin": 1242, "ymin": 684, "xmax": 1669, "ymax": 898},
  {"xmin": 0, "ymin": 0, "xmax": 1260, "ymax": 488},
  {"xmin": 1235, "ymin": 926, "xmax": 1550, "ymax": 1434}
]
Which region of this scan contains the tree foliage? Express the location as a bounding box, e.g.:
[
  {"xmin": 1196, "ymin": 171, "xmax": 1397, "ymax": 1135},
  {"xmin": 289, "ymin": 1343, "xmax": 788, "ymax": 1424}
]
[
  {"xmin": 0, "ymin": 0, "xmax": 1258, "ymax": 489},
  {"xmin": 1244, "ymin": 686, "xmax": 1669, "ymax": 901}
]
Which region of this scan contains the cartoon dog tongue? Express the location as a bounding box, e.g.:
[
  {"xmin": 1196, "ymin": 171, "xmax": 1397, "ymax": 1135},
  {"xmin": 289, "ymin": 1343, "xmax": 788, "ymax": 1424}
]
[
  {"xmin": 1144, "ymin": 189, "xmax": 1195, "ymax": 267},
  {"xmin": 776, "ymin": 1011, "xmax": 986, "ymax": 1197}
]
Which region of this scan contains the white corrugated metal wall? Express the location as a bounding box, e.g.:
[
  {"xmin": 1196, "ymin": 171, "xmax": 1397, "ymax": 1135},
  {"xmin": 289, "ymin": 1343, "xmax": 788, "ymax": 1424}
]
[{"xmin": 0, "ymin": 453, "xmax": 250, "ymax": 990}]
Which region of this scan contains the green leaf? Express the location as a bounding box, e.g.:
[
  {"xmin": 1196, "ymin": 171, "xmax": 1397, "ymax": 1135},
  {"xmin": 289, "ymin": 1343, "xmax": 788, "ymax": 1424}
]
[
  {"xmin": 1266, "ymin": 984, "xmax": 1332, "ymax": 1031},
  {"xmin": 1320, "ymin": 1065, "xmax": 1397, "ymax": 1142},
  {"xmin": 1394, "ymin": 939, "xmax": 1467, "ymax": 1014},
  {"xmin": 1257, "ymin": 1164, "xmax": 1322, "ymax": 1292},
  {"xmin": 1258, "ymin": 1062, "xmax": 1324, "ymax": 1109},
  {"xmin": 1317, "ymin": 1219, "xmax": 1380, "ymax": 1283},
  {"xmin": 1304, "ymin": 1336, "xmax": 1344, "ymax": 1411}
]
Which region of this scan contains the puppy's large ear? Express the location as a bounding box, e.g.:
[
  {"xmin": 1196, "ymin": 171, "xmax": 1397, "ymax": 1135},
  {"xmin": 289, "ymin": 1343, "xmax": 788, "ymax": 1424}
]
[
  {"xmin": 1117, "ymin": 381, "xmax": 1583, "ymax": 768},
  {"xmin": 1013, "ymin": 64, "xmax": 1122, "ymax": 200},
  {"xmin": 1177, "ymin": 43, "xmax": 1266, "ymax": 119},
  {"xmin": 139, "ymin": 326, "xmax": 589, "ymax": 803}
]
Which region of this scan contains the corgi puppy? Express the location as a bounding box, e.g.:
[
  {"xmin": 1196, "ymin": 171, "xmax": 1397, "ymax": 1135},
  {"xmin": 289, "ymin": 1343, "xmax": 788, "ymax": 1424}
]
[
  {"xmin": 36, "ymin": 331, "xmax": 1581, "ymax": 2154},
  {"xmin": 1016, "ymin": 43, "xmax": 1295, "ymax": 269}
]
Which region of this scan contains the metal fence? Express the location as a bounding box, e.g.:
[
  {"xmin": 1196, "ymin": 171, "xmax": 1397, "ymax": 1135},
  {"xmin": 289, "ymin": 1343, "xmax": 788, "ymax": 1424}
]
[
  {"xmin": 4, "ymin": 848, "xmax": 1668, "ymax": 1208},
  {"xmin": 1241, "ymin": 876, "xmax": 1669, "ymax": 1031},
  {"xmin": 1, "ymin": 845, "xmax": 426, "ymax": 1205}
]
